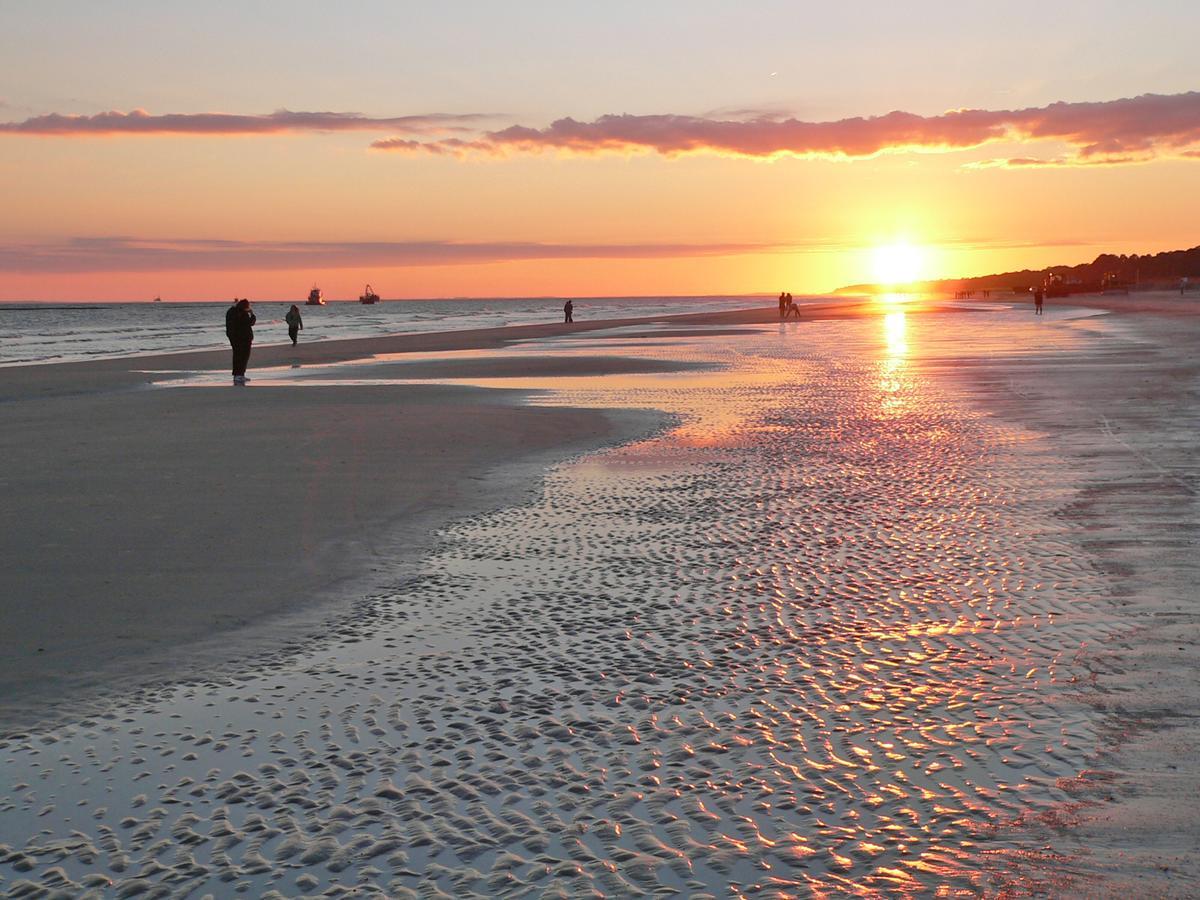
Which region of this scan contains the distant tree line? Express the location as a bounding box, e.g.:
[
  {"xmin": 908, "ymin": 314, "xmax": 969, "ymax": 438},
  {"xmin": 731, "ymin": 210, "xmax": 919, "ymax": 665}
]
[{"xmin": 840, "ymin": 244, "xmax": 1200, "ymax": 294}]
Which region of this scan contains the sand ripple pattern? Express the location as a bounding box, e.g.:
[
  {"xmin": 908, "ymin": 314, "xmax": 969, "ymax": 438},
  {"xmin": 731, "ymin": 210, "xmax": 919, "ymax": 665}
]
[{"xmin": 0, "ymin": 312, "xmax": 1114, "ymax": 897}]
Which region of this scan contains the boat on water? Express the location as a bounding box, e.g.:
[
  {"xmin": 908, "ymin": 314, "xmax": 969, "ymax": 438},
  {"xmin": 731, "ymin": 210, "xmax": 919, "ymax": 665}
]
[
  {"xmin": 306, "ymin": 285, "xmax": 325, "ymax": 306},
  {"xmin": 152, "ymin": 296, "xmax": 162, "ymax": 303},
  {"xmin": 359, "ymin": 283, "xmax": 380, "ymax": 304}
]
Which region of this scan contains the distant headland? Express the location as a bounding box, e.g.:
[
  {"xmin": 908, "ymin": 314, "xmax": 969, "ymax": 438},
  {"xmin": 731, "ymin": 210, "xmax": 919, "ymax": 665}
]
[{"xmin": 838, "ymin": 244, "xmax": 1200, "ymax": 296}]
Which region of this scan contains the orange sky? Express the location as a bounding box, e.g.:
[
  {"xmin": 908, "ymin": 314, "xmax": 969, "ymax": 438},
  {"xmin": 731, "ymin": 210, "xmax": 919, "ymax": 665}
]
[{"xmin": 2, "ymin": 4, "xmax": 1197, "ymax": 301}]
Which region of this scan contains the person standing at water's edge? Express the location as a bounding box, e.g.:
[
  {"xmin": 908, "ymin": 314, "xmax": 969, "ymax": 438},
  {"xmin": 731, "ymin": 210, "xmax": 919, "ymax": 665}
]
[
  {"xmin": 1034, "ymin": 288, "xmax": 1044, "ymax": 316},
  {"xmin": 228, "ymin": 298, "xmax": 256, "ymax": 385},
  {"xmin": 563, "ymin": 299, "xmax": 574, "ymax": 323},
  {"xmin": 225, "ymin": 298, "xmax": 238, "ymax": 344},
  {"xmin": 285, "ymin": 304, "xmax": 303, "ymax": 346}
]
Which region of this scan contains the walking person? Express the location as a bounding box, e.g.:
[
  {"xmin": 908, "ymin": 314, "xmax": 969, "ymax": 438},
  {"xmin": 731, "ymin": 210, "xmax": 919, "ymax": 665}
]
[
  {"xmin": 1034, "ymin": 288, "xmax": 1044, "ymax": 316},
  {"xmin": 563, "ymin": 299, "xmax": 574, "ymax": 323},
  {"xmin": 228, "ymin": 298, "xmax": 256, "ymax": 385},
  {"xmin": 285, "ymin": 304, "xmax": 303, "ymax": 345}
]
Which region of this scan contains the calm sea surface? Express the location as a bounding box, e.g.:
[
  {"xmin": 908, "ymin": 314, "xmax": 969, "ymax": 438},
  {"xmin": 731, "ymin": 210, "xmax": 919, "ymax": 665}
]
[{"xmin": 0, "ymin": 296, "xmax": 768, "ymax": 365}]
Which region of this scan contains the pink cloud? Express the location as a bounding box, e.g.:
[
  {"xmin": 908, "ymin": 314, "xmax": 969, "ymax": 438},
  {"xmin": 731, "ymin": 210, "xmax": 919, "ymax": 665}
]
[
  {"xmin": 0, "ymin": 236, "xmax": 794, "ymax": 274},
  {"xmin": 0, "ymin": 234, "xmax": 1092, "ymax": 275},
  {"xmin": 0, "ymin": 108, "xmax": 493, "ymax": 136},
  {"xmin": 373, "ymin": 92, "xmax": 1200, "ymax": 165}
]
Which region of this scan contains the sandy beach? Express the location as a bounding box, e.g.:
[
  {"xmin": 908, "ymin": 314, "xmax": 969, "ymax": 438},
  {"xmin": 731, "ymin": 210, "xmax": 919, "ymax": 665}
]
[
  {"xmin": 0, "ymin": 298, "xmax": 866, "ymax": 728},
  {"xmin": 0, "ymin": 293, "xmax": 1196, "ymax": 896}
]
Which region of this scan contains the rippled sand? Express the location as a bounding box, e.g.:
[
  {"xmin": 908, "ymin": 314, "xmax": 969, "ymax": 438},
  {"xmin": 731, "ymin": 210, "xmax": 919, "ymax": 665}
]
[{"xmin": 0, "ymin": 304, "xmax": 1176, "ymax": 896}]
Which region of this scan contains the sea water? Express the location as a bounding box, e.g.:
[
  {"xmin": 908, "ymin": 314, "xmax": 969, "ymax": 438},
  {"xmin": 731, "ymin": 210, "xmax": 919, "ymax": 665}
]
[{"xmin": 0, "ymin": 296, "xmax": 765, "ymax": 365}]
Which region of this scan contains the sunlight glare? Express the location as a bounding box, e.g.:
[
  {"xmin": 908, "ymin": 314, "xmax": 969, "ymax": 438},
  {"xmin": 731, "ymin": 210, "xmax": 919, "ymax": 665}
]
[
  {"xmin": 872, "ymin": 241, "xmax": 925, "ymax": 286},
  {"xmin": 884, "ymin": 311, "xmax": 907, "ymax": 358}
]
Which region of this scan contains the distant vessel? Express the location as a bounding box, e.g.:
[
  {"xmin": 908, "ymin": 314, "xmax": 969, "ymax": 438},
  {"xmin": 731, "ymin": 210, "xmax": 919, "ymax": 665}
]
[
  {"xmin": 153, "ymin": 296, "xmax": 162, "ymax": 303},
  {"xmin": 359, "ymin": 283, "xmax": 380, "ymax": 304},
  {"xmin": 306, "ymin": 285, "xmax": 325, "ymax": 306}
]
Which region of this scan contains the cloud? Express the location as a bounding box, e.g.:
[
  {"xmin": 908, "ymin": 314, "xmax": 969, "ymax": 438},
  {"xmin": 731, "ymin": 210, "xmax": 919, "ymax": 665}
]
[
  {"xmin": 12, "ymin": 93, "xmax": 1197, "ymax": 166},
  {"xmin": 0, "ymin": 108, "xmax": 493, "ymax": 137},
  {"xmin": 0, "ymin": 236, "xmax": 792, "ymax": 274},
  {"xmin": 374, "ymin": 91, "xmax": 1200, "ymax": 165},
  {"xmin": 963, "ymin": 154, "xmax": 1148, "ymax": 169}
]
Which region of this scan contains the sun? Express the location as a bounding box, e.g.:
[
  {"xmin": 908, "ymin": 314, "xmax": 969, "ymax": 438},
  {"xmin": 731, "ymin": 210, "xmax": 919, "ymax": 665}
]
[{"xmin": 871, "ymin": 241, "xmax": 925, "ymax": 286}]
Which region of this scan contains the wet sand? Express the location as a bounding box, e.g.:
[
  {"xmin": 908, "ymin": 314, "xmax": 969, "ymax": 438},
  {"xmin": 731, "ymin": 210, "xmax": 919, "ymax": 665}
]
[
  {"xmin": 0, "ymin": 297, "xmax": 868, "ymax": 727},
  {"xmin": 0, "ymin": 294, "xmax": 1196, "ymax": 896},
  {"xmin": 949, "ymin": 296, "xmax": 1200, "ymax": 892}
]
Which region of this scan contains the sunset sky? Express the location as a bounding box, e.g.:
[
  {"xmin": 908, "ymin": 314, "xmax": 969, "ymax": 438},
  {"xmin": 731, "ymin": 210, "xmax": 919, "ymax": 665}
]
[{"xmin": 2, "ymin": 1, "xmax": 1198, "ymax": 301}]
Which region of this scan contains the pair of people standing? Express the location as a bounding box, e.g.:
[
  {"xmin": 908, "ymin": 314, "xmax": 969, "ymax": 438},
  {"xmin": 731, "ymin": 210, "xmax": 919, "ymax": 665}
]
[{"xmin": 778, "ymin": 291, "xmax": 798, "ymax": 318}]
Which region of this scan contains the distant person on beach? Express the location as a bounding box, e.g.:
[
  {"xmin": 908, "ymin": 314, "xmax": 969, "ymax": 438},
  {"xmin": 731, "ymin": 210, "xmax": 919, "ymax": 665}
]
[
  {"xmin": 1034, "ymin": 289, "xmax": 1044, "ymax": 315},
  {"xmin": 228, "ymin": 298, "xmax": 256, "ymax": 385},
  {"xmin": 778, "ymin": 292, "xmax": 787, "ymax": 318},
  {"xmin": 285, "ymin": 304, "xmax": 303, "ymax": 345},
  {"xmin": 563, "ymin": 299, "xmax": 574, "ymax": 323},
  {"xmin": 786, "ymin": 293, "xmax": 800, "ymax": 318}
]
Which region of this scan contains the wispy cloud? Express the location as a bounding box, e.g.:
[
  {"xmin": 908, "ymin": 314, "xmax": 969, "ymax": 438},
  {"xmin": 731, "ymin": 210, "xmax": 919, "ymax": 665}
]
[
  {"xmin": 11, "ymin": 93, "xmax": 1197, "ymax": 166},
  {"xmin": 0, "ymin": 237, "xmax": 794, "ymax": 273},
  {"xmin": 0, "ymin": 108, "xmax": 493, "ymax": 136},
  {"xmin": 963, "ymin": 154, "xmax": 1146, "ymax": 169},
  {"xmin": 374, "ymin": 92, "xmax": 1200, "ymax": 166},
  {"xmin": 0, "ymin": 235, "xmax": 1098, "ymax": 275}
]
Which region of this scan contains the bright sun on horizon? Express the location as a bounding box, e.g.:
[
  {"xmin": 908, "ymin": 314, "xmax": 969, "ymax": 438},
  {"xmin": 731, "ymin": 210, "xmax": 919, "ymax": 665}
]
[{"xmin": 871, "ymin": 241, "xmax": 926, "ymax": 286}]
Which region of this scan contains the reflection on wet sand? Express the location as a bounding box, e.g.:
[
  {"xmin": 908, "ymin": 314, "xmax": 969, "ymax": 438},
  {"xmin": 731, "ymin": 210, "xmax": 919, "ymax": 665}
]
[{"xmin": 0, "ymin": 309, "xmax": 1118, "ymax": 896}]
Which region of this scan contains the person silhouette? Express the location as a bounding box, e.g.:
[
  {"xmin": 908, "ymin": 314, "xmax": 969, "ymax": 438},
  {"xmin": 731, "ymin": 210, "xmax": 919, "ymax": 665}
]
[
  {"xmin": 285, "ymin": 304, "xmax": 303, "ymax": 345},
  {"xmin": 225, "ymin": 298, "xmax": 239, "ymax": 345},
  {"xmin": 563, "ymin": 299, "xmax": 574, "ymax": 323},
  {"xmin": 778, "ymin": 292, "xmax": 787, "ymax": 318},
  {"xmin": 228, "ymin": 298, "xmax": 256, "ymax": 385},
  {"xmin": 1034, "ymin": 289, "xmax": 1044, "ymax": 316}
]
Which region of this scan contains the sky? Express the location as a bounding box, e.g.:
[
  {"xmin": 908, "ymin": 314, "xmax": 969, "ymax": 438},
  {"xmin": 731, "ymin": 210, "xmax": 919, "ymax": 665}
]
[{"xmin": 1, "ymin": 1, "xmax": 1198, "ymax": 301}]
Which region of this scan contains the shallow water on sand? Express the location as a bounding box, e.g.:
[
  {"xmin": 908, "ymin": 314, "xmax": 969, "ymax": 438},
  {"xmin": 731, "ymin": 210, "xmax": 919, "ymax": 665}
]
[{"xmin": 0, "ymin": 307, "xmax": 1121, "ymax": 896}]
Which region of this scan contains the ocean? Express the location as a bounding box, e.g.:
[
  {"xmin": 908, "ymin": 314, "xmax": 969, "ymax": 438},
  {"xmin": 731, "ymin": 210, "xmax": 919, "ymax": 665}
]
[{"xmin": 0, "ymin": 295, "xmax": 768, "ymax": 366}]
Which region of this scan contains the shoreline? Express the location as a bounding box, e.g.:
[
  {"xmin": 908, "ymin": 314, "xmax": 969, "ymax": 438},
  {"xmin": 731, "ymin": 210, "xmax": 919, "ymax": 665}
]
[
  {"xmin": 0, "ymin": 299, "xmax": 861, "ymax": 390},
  {"xmin": 0, "ymin": 293, "xmax": 1195, "ymax": 892},
  {"xmin": 1, "ymin": 299, "xmax": 881, "ymax": 731},
  {"xmin": 0, "ymin": 292, "xmax": 1182, "ymax": 735}
]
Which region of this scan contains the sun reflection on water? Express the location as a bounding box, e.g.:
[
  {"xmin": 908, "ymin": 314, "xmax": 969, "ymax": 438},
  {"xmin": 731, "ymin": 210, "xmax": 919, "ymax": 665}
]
[
  {"xmin": 879, "ymin": 310, "xmax": 908, "ymax": 415},
  {"xmin": 884, "ymin": 311, "xmax": 908, "ymax": 359}
]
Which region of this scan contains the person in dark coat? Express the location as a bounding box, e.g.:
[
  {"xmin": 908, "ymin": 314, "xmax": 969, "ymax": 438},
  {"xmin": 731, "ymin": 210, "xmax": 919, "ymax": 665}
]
[
  {"xmin": 563, "ymin": 299, "xmax": 574, "ymax": 323},
  {"xmin": 228, "ymin": 298, "xmax": 256, "ymax": 384},
  {"xmin": 285, "ymin": 304, "xmax": 303, "ymax": 345},
  {"xmin": 225, "ymin": 298, "xmax": 239, "ymax": 342}
]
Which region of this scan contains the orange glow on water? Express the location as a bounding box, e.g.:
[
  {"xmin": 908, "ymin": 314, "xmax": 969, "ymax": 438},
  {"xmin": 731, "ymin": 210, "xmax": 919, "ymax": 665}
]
[{"xmin": 883, "ymin": 311, "xmax": 908, "ymax": 359}]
